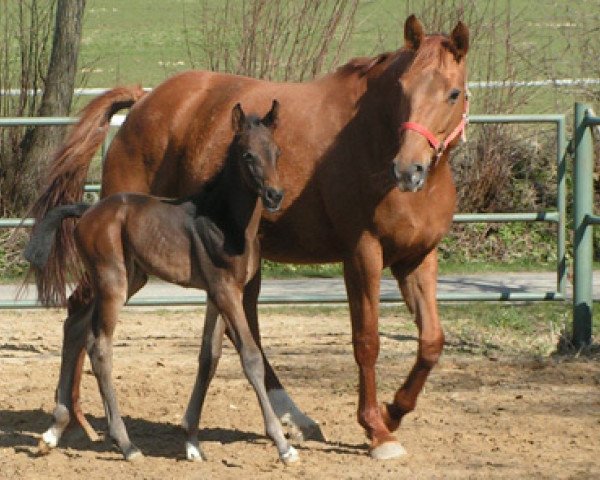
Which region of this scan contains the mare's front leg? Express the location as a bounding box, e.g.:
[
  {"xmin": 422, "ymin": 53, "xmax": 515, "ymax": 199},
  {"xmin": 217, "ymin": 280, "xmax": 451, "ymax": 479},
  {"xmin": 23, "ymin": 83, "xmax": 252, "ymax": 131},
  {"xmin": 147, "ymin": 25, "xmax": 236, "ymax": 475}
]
[
  {"xmin": 343, "ymin": 235, "xmax": 406, "ymax": 460},
  {"xmin": 212, "ymin": 286, "xmax": 298, "ymax": 464},
  {"xmin": 181, "ymin": 300, "xmax": 226, "ymax": 461},
  {"xmin": 381, "ymin": 249, "xmax": 444, "ymax": 432},
  {"xmin": 242, "ymin": 269, "xmax": 324, "ymax": 442}
]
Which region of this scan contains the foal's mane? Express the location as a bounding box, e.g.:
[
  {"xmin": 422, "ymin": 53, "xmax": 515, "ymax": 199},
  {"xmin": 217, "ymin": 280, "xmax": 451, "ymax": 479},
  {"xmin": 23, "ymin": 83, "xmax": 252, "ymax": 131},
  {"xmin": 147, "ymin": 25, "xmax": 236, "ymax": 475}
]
[{"xmin": 168, "ymin": 113, "xmax": 265, "ymax": 213}]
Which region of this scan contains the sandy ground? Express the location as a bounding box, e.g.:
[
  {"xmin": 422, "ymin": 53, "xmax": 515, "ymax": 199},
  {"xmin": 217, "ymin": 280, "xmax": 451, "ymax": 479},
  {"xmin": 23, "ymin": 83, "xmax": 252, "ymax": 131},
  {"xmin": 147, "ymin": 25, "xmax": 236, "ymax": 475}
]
[{"xmin": 1, "ymin": 307, "xmax": 599, "ymax": 479}]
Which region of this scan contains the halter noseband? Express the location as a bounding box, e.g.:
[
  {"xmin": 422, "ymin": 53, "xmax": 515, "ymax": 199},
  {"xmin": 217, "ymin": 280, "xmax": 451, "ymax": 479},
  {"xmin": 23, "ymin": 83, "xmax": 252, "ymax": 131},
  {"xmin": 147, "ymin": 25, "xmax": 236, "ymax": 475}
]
[{"xmin": 399, "ymin": 90, "xmax": 470, "ymax": 160}]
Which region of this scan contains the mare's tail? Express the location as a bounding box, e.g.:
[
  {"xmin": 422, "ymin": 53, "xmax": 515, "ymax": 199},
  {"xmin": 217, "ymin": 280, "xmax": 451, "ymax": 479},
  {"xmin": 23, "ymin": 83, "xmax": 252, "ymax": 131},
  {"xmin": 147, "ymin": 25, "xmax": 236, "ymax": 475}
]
[
  {"xmin": 24, "ymin": 203, "xmax": 90, "ymax": 269},
  {"xmin": 25, "ymin": 85, "xmax": 146, "ymax": 307}
]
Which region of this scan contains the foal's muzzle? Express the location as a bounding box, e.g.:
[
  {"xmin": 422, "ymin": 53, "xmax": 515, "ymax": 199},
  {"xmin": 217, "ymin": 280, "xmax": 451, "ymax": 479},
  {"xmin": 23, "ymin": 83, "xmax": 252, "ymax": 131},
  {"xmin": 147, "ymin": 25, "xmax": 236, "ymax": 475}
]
[
  {"xmin": 392, "ymin": 161, "xmax": 428, "ymax": 192},
  {"xmin": 262, "ymin": 187, "xmax": 284, "ymax": 212}
]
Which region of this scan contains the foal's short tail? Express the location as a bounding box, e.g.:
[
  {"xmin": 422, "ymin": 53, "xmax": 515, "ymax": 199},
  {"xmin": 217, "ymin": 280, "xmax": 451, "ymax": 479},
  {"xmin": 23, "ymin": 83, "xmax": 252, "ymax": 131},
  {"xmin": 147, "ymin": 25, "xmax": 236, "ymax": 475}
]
[
  {"xmin": 25, "ymin": 85, "xmax": 146, "ymax": 307},
  {"xmin": 24, "ymin": 203, "xmax": 90, "ymax": 270}
]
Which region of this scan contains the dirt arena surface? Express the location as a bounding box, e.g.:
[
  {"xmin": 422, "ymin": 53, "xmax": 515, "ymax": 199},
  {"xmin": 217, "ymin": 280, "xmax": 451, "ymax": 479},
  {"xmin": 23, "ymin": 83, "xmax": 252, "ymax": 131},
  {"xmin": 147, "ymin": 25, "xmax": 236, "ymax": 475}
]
[{"xmin": 1, "ymin": 306, "xmax": 599, "ymax": 479}]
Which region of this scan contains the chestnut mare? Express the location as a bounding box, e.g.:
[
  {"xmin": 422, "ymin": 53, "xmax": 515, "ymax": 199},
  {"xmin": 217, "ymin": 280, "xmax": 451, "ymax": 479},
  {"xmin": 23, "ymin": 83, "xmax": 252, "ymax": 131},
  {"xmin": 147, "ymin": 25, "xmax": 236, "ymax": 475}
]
[
  {"xmin": 26, "ymin": 101, "xmax": 299, "ymax": 463},
  {"xmin": 28, "ymin": 16, "xmax": 469, "ymax": 460}
]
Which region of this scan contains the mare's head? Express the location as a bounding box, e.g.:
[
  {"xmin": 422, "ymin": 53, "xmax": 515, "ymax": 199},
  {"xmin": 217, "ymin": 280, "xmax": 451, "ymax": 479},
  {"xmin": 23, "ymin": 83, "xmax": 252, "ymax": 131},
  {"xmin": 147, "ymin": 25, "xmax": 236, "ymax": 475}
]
[
  {"xmin": 393, "ymin": 15, "xmax": 469, "ymax": 192},
  {"xmin": 231, "ymin": 100, "xmax": 284, "ymax": 212}
]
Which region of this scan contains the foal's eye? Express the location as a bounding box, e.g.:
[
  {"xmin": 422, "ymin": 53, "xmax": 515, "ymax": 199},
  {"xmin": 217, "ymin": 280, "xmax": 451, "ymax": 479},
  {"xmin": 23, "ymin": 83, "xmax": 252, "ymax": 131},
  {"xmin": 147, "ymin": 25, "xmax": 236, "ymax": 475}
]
[
  {"xmin": 243, "ymin": 152, "xmax": 254, "ymax": 162},
  {"xmin": 448, "ymin": 89, "xmax": 461, "ymax": 104}
]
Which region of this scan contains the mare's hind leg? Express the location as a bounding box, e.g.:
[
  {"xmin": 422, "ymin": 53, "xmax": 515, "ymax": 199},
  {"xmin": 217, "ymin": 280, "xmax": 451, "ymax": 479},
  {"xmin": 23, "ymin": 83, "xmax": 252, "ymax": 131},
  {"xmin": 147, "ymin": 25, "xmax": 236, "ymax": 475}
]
[
  {"xmin": 39, "ymin": 301, "xmax": 95, "ymax": 453},
  {"xmin": 242, "ymin": 270, "xmax": 324, "ymax": 442},
  {"xmin": 381, "ymin": 250, "xmax": 444, "ymax": 432},
  {"xmin": 213, "ymin": 288, "xmax": 298, "ymax": 464},
  {"xmin": 181, "ymin": 300, "xmax": 226, "ymax": 461},
  {"xmin": 87, "ymin": 268, "xmax": 141, "ymax": 460}
]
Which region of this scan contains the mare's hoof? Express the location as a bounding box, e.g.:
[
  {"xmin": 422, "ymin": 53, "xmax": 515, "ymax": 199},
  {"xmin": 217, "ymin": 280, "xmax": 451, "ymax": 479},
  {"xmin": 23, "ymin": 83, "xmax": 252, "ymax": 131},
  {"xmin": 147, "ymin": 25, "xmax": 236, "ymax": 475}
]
[
  {"xmin": 185, "ymin": 441, "xmax": 206, "ymax": 462},
  {"xmin": 369, "ymin": 441, "xmax": 407, "ymax": 460},
  {"xmin": 124, "ymin": 446, "xmax": 144, "ymax": 462},
  {"xmin": 280, "ymin": 445, "xmax": 300, "ymax": 465}
]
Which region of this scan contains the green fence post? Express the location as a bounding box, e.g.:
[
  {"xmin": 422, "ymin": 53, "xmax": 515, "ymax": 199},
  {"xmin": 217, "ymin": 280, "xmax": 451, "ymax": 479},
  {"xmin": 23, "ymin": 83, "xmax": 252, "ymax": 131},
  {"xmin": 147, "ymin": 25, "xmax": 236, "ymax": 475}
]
[{"xmin": 573, "ymin": 103, "xmax": 593, "ymax": 346}]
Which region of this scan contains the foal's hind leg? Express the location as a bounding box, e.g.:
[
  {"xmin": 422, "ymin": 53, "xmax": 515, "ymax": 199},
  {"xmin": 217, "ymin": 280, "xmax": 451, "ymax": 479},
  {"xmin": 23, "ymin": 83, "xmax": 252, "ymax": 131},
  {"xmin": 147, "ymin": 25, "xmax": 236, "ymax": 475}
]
[
  {"xmin": 381, "ymin": 251, "xmax": 444, "ymax": 432},
  {"xmin": 243, "ymin": 270, "xmax": 324, "ymax": 442},
  {"xmin": 88, "ymin": 272, "xmax": 141, "ymax": 460},
  {"xmin": 63, "ymin": 268, "xmax": 148, "ymax": 445},
  {"xmin": 181, "ymin": 300, "xmax": 226, "ymax": 461},
  {"xmin": 39, "ymin": 301, "xmax": 95, "ymax": 453},
  {"xmin": 213, "ymin": 289, "xmax": 298, "ymax": 464}
]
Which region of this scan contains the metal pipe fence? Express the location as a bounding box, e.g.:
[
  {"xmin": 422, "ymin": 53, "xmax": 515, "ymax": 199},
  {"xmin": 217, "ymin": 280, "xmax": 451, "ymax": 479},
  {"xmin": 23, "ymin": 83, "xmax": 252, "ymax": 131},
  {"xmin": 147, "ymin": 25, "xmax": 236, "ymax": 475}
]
[
  {"xmin": 572, "ymin": 103, "xmax": 600, "ymax": 346},
  {"xmin": 0, "ymin": 112, "xmax": 568, "ymax": 307}
]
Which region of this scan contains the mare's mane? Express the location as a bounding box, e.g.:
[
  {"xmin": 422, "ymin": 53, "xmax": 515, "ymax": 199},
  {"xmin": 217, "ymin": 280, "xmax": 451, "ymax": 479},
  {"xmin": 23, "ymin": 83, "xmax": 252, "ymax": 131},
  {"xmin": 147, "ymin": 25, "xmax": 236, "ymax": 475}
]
[{"xmin": 333, "ymin": 32, "xmax": 456, "ymax": 81}]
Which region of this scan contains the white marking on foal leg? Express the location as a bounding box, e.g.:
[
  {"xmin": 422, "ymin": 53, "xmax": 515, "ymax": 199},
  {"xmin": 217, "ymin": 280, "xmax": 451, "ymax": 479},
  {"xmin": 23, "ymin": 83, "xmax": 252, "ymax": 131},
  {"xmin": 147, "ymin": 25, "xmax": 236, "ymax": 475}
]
[
  {"xmin": 41, "ymin": 427, "xmax": 61, "ymax": 448},
  {"xmin": 185, "ymin": 440, "xmax": 205, "ymax": 461},
  {"xmin": 280, "ymin": 445, "xmax": 300, "ymax": 464},
  {"xmin": 38, "ymin": 404, "xmax": 70, "ymax": 454},
  {"xmin": 268, "ymin": 389, "xmax": 325, "ymax": 442}
]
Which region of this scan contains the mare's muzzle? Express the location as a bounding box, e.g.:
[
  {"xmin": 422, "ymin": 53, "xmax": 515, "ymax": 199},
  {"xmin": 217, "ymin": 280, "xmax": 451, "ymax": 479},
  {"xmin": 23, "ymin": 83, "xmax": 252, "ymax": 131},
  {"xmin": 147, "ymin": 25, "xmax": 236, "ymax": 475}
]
[
  {"xmin": 262, "ymin": 187, "xmax": 284, "ymax": 212},
  {"xmin": 392, "ymin": 161, "xmax": 428, "ymax": 192}
]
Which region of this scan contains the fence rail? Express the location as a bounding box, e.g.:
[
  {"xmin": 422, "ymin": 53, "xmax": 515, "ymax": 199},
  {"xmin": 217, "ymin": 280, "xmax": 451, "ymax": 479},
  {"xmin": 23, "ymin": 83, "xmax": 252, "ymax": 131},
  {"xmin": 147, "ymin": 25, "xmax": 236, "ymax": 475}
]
[
  {"xmin": 0, "ymin": 112, "xmax": 569, "ymax": 308},
  {"xmin": 572, "ymin": 103, "xmax": 600, "ymax": 346}
]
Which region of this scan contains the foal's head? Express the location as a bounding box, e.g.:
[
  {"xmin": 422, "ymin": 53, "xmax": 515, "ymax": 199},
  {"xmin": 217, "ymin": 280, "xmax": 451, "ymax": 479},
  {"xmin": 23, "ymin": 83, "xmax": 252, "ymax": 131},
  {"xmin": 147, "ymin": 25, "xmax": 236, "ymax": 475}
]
[
  {"xmin": 231, "ymin": 100, "xmax": 284, "ymax": 212},
  {"xmin": 392, "ymin": 15, "xmax": 469, "ymax": 192}
]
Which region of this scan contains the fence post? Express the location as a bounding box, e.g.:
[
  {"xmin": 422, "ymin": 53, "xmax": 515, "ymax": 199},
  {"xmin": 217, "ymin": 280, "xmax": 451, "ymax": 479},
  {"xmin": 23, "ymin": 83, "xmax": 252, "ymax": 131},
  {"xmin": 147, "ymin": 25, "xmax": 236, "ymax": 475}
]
[{"xmin": 572, "ymin": 102, "xmax": 593, "ymax": 346}]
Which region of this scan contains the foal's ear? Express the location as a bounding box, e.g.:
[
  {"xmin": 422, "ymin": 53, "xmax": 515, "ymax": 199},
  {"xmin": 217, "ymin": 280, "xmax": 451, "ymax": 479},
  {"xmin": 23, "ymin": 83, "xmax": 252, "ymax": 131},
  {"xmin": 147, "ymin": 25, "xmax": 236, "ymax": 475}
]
[
  {"xmin": 231, "ymin": 103, "xmax": 246, "ymax": 134},
  {"xmin": 404, "ymin": 14, "xmax": 425, "ymax": 51},
  {"xmin": 450, "ymin": 21, "xmax": 469, "ymax": 59},
  {"xmin": 262, "ymin": 99, "xmax": 279, "ymax": 130}
]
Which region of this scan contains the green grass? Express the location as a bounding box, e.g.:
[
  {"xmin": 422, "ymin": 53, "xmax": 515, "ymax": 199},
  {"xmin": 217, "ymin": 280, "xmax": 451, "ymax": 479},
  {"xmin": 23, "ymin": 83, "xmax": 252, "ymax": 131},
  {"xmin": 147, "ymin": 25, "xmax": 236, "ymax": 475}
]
[
  {"xmin": 77, "ymin": 0, "xmax": 596, "ymax": 114},
  {"xmin": 261, "ymin": 301, "xmax": 595, "ymax": 356}
]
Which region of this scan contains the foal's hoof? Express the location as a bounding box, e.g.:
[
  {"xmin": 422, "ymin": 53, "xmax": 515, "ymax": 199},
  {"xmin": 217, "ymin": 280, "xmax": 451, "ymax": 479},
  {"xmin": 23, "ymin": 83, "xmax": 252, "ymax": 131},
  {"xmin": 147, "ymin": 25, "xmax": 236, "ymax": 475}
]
[
  {"xmin": 369, "ymin": 441, "xmax": 407, "ymax": 460},
  {"xmin": 37, "ymin": 438, "xmax": 52, "ymax": 456},
  {"xmin": 37, "ymin": 429, "xmax": 59, "ymax": 455},
  {"xmin": 124, "ymin": 446, "xmax": 144, "ymax": 462},
  {"xmin": 280, "ymin": 445, "xmax": 300, "ymax": 465},
  {"xmin": 281, "ymin": 413, "xmax": 326, "ymax": 443},
  {"xmin": 185, "ymin": 441, "xmax": 206, "ymax": 462}
]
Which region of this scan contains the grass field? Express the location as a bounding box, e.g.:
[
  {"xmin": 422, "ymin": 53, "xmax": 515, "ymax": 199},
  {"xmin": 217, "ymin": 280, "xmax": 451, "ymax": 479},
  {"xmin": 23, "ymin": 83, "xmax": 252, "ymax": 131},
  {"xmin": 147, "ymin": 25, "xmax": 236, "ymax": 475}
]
[{"xmin": 76, "ymin": 0, "xmax": 598, "ymax": 114}]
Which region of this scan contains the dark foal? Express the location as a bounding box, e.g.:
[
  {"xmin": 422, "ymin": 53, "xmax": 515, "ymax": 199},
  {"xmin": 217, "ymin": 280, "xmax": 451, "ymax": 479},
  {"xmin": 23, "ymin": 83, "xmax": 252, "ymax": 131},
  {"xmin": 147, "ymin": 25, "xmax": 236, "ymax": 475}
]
[{"xmin": 25, "ymin": 101, "xmax": 298, "ymax": 463}]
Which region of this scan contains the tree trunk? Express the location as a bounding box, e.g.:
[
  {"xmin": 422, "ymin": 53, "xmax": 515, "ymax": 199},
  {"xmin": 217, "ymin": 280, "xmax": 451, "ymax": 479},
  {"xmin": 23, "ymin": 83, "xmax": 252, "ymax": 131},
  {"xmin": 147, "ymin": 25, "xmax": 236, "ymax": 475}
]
[{"xmin": 19, "ymin": 0, "xmax": 86, "ymax": 212}]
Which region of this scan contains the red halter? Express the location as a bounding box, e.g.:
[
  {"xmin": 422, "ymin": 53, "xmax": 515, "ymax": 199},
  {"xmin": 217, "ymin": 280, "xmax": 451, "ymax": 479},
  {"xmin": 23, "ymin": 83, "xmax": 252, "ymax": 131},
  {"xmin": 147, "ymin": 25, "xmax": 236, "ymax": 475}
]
[{"xmin": 399, "ymin": 91, "xmax": 470, "ymax": 159}]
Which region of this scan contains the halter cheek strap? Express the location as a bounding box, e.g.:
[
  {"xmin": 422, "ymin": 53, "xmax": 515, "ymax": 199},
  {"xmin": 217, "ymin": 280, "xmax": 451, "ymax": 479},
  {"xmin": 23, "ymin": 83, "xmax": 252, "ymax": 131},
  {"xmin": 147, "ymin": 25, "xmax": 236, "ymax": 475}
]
[{"xmin": 399, "ymin": 90, "xmax": 470, "ymax": 158}]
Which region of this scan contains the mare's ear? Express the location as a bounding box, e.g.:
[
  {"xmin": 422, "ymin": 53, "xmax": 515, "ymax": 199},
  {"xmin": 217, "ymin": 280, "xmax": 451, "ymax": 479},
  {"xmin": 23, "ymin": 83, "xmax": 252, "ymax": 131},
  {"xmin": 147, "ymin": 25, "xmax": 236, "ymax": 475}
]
[
  {"xmin": 404, "ymin": 14, "xmax": 425, "ymax": 51},
  {"xmin": 450, "ymin": 21, "xmax": 469, "ymax": 59},
  {"xmin": 262, "ymin": 99, "xmax": 279, "ymax": 130},
  {"xmin": 231, "ymin": 103, "xmax": 246, "ymax": 134}
]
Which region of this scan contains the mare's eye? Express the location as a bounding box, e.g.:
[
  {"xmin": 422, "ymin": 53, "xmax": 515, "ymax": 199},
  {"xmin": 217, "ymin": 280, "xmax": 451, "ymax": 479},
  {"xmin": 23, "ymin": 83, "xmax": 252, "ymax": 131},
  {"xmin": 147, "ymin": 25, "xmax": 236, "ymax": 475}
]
[
  {"xmin": 243, "ymin": 152, "xmax": 255, "ymax": 162},
  {"xmin": 448, "ymin": 89, "xmax": 461, "ymax": 104}
]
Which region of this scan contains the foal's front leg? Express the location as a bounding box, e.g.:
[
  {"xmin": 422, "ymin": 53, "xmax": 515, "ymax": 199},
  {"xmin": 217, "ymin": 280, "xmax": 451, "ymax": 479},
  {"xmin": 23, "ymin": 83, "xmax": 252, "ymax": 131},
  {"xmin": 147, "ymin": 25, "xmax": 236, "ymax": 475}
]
[
  {"xmin": 242, "ymin": 270, "xmax": 324, "ymax": 442},
  {"xmin": 181, "ymin": 300, "xmax": 226, "ymax": 461},
  {"xmin": 212, "ymin": 288, "xmax": 299, "ymax": 464}
]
